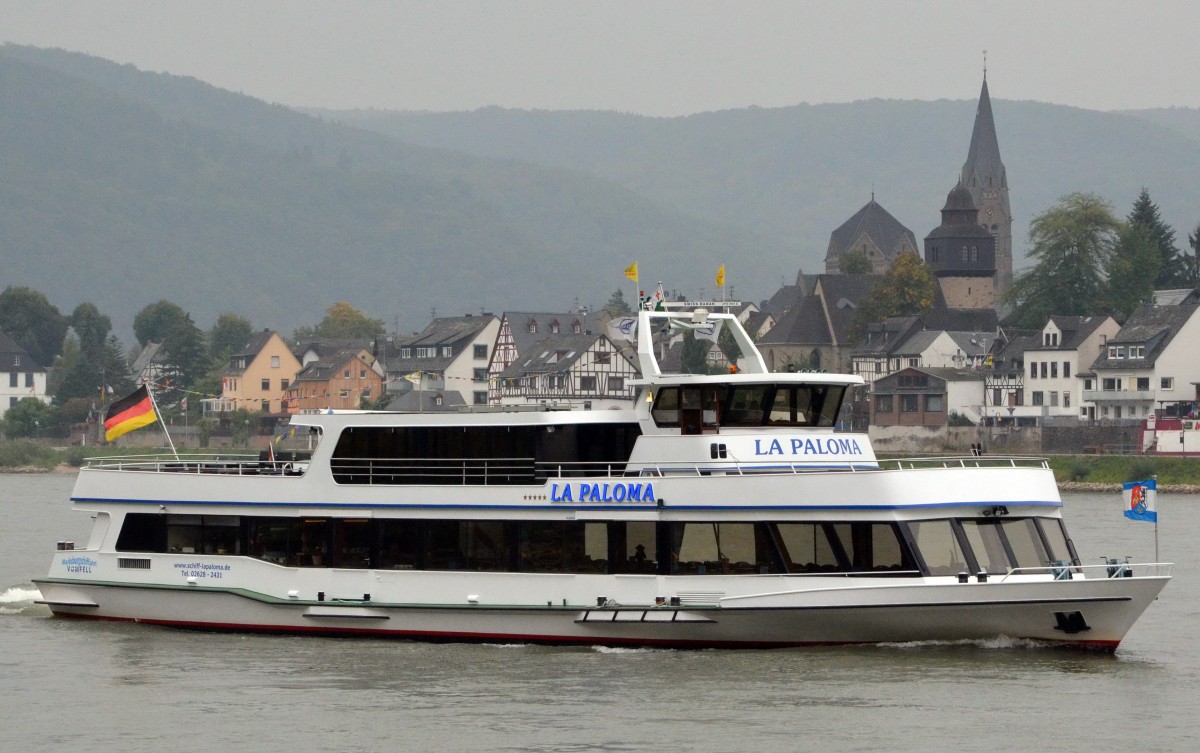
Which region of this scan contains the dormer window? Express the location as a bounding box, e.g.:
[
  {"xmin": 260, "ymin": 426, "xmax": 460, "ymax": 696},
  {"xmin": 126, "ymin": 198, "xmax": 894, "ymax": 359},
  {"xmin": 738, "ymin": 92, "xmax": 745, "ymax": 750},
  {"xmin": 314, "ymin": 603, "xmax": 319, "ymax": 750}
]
[
  {"xmin": 550, "ymin": 320, "xmax": 560, "ymax": 334},
  {"xmin": 572, "ymin": 321, "xmax": 582, "ymax": 334},
  {"xmin": 528, "ymin": 321, "xmax": 538, "ymax": 333}
]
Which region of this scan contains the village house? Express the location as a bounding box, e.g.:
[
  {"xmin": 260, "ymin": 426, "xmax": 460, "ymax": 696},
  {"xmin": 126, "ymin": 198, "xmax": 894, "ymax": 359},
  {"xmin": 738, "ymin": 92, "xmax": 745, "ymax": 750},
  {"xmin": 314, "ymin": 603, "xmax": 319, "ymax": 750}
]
[
  {"xmin": 1014, "ymin": 315, "xmax": 1119, "ymax": 425},
  {"xmin": 202, "ymin": 330, "xmax": 301, "ymax": 416},
  {"xmin": 486, "ymin": 311, "xmax": 596, "ymax": 403},
  {"xmin": 0, "ymin": 331, "xmax": 49, "ymax": 419},
  {"xmin": 496, "ymin": 332, "xmax": 638, "ymax": 408},
  {"xmin": 386, "ymin": 315, "xmax": 500, "ymax": 406},
  {"xmin": 286, "ymin": 347, "xmax": 384, "ymax": 412},
  {"xmin": 1085, "ymin": 304, "xmax": 1200, "ymax": 423},
  {"xmin": 870, "ymin": 366, "xmax": 983, "ymax": 427}
]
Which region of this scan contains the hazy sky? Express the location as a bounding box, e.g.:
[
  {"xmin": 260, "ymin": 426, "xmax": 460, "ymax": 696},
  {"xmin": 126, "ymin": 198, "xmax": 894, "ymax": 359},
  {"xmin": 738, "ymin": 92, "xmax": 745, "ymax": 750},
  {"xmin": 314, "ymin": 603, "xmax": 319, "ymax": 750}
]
[{"xmin": 3, "ymin": 0, "xmax": 1199, "ymax": 114}]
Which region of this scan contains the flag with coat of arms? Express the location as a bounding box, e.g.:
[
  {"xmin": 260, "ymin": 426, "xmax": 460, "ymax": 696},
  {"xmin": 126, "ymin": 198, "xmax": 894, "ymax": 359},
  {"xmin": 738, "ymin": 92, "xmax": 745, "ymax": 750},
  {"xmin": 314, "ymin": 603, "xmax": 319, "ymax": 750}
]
[{"xmin": 1123, "ymin": 479, "xmax": 1157, "ymax": 523}]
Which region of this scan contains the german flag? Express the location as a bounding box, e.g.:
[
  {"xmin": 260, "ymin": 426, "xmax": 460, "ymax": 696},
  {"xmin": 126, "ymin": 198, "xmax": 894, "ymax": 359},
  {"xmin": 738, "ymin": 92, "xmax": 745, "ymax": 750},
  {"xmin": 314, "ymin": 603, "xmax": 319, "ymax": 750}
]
[{"xmin": 104, "ymin": 385, "xmax": 157, "ymax": 441}]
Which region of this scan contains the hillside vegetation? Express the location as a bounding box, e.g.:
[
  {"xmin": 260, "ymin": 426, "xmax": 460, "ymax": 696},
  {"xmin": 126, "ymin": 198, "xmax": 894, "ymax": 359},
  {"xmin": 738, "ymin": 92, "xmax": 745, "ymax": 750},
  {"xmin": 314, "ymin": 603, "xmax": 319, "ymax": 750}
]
[{"xmin": 2, "ymin": 44, "xmax": 1198, "ymax": 336}]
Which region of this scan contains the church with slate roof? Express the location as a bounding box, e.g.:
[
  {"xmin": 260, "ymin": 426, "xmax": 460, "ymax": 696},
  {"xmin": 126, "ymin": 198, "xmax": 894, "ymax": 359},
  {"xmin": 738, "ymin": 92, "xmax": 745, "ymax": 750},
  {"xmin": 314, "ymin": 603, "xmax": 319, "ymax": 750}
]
[{"xmin": 824, "ymin": 196, "xmax": 919, "ymax": 274}]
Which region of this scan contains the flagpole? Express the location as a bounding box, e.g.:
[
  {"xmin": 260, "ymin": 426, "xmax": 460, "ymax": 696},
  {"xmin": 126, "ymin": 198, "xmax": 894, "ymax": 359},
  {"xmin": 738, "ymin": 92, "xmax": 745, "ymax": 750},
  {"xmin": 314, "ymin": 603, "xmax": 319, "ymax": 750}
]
[
  {"xmin": 1153, "ymin": 474, "xmax": 1160, "ymax": 563},
  {"xmin": 147, "ymin": 381, "xmax": 180, "ymax": 460}
]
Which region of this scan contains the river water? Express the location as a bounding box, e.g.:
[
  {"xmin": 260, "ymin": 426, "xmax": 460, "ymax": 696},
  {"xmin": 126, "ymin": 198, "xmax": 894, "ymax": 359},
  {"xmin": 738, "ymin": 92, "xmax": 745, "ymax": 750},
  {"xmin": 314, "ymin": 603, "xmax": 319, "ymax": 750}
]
[{"xmin": 1, "ymin": 473, "xmax": 1196, "ymax": 752}]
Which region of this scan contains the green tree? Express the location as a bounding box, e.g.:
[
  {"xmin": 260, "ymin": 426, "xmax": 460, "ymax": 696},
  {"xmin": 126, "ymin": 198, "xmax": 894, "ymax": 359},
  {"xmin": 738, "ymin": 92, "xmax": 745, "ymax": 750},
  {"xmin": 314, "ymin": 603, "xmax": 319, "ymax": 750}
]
[
  {"xmin": 294, "ymin": 301, "xmax": 385, "ymax": 341},
  {"xmin": 849, "ymin": 251, "xmax": 936, "ymax": 342},
  {"xmin": 1104, "ymin": 224, "xmax": 1160, "ymax": 319},
  {"xmin": 208, "ymin": 313, "xmax": 254, "ymax": 364},
  {"xmin": 165, "ymin": 313, "xmax": 208, "ymax": 392},
  {"xmin": 229, "ymin": 408, "xmax": 257, "ymax": 446},
  {"xmin": 0, "ymin": 286, "xmax": 68, "ymax": 367},
  {"xmin": 1004, "ymin": 193, "xmax": 1122, "ymax": 329},
  {"xmin": 1186, "ymin": 224, "xmax": 1200, "ymax": 287},
  {"xmin": 133, "ymin": 300, "xmax": 190, "ymax": 346},
  {"xmin": 1127, "ymin": 189, "xmax": 1185, "ymax": 288},
  {"xmin": 133, "ymin": 301, "xmax": 207, "ymax": 393},
  {"xmin": 602, "ymin": 289, "xmax": 633, "ymax": 317},
  {"xmin": 1, "ymin": 398, "xmax": 60, "ymax": 438},
  {"xmin": 839, "ymin": 249, "xmax": 873, "ymax": 274},
  {"xmin": 70, "ymin": 302, "xmax": 112, "ymax": 356},
  {"xmin": 53, "ymin": 334, "xmax": 134, "ymax": 405}
]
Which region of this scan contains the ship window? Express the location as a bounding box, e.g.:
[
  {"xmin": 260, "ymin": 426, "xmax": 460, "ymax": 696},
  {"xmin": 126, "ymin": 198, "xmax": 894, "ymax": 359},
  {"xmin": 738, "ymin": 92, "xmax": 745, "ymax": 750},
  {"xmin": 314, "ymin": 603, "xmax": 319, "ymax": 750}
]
[
  {"xmin": 333, "ymin": 519, "xmax": 372, "ymax": 568},
  {"xmin": 518, "ymin": 521, "xmax": 608, "ymax": 573},
  {"xmin": 906, "ymin": 520, "xmax": 970, "ymax": 576},
  {"xmin": 651, "ymin": 387, "xmax": 680, "ymax": 425},
  {"xmin": 773, "ymin": 522, "xmax": 912, "ymax": 574},
  {"xmin": 610, "ymin": 521, "xmax": 657, "ymax": 574},
  {"xmin": 377, "ymin": 520, "xmax": 423, "ymax": 570},
  {"xmin": 1037, "ymin": 518, "xmax": 1077, "ymax": 565},
  {"xmin": 426, "ymin": 521, "xmax": 512, "ymax": 572},
  {"xmin": 166, "ymin": 514, "xmax": 241, "ymax": 556},
  {"xmin": 999, "ymin": 518, "xmax": 1052, "ymax": 569},
  {"xmin": 722, "ymin": 385, "xmax": 768, "ymax": 426},
  {"xmin": 667, "ymin": 523, "xmax": 778, "ymax": 575},
  {"xmin": 774, "ymin": 522, "xmax": 841, "ymax": 572},
  {"xmin": 247, "ymin": 518, "xmax": 329, "ymax": 567},
  {"xmin": 115, "ymin": 513, "xmax": 165, "ymax": 552},
  {"xmin": 958, "ymin": 520, "xmax": 1011, "ymax": 574}
]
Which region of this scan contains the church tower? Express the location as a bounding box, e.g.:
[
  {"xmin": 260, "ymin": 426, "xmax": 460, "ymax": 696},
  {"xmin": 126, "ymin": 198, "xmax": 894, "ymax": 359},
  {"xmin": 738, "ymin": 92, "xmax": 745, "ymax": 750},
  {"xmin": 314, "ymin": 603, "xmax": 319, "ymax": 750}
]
[
  {"xmin": 924, "ymin": 181, "xmax": 996, "ymax": 308},
  {"xmin": 960, "ymin": 74, "xmax": 1012, "ymax": 293}
]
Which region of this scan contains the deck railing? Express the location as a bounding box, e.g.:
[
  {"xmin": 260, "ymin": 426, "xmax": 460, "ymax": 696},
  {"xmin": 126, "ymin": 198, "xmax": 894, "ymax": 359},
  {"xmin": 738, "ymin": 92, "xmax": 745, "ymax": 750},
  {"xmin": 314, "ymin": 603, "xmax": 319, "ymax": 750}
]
[
  {"xmin": 85, "ymin": 453, "xmax": 1051, "ymax": 484},
  {"xmin": 82, "ymin": 453, "xmax": 298, "ymax": 476}
]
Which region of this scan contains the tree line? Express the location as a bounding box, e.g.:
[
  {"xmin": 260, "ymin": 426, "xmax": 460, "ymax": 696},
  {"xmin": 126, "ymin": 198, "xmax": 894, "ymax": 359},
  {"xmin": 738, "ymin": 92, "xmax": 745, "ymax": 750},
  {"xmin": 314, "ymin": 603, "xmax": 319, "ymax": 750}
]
[{"xmin": 0, "ymin": 291, "xmax": 386, "ymax": 439}]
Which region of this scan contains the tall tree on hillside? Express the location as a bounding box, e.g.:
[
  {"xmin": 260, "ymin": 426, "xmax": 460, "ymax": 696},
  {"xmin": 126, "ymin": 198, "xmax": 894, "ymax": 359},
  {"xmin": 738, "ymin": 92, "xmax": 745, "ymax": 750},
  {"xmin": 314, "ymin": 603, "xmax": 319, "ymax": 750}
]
[
  {"xmin": 1127, "ymin": 189, "xmax": 1185, "ymax": 288},
  {"xmin": 1004, "ymin": 193, "xmax": 1122, "ymax": 328},
  {"xmin": 294, "ymin": 301, "xmax": 385, "ymax": 341},
  {"xmin": 1104, "ymin": 224, "xmax": 1160, "ymax": 319},
  {"xmin": 0, "ymin": 286, "xmax": 68, "ymax": 367},
  {"xmin": 848, "ymin": 251, "xmax": 936, "ymax": 342}
]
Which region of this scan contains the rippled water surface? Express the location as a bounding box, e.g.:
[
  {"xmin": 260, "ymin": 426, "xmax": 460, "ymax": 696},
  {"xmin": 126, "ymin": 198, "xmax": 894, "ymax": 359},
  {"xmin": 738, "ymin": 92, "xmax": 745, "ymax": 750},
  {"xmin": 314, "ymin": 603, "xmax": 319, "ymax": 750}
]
[{"xmin": 2, "ymin": 473, "xmax": 1196, "ymax": 752}]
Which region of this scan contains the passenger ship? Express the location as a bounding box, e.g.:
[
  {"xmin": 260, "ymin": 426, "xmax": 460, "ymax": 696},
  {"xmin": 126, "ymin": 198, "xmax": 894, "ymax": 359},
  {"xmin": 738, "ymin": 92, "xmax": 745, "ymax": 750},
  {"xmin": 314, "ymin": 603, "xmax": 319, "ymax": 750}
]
[{"xmin": 37, "ymin": 306, "xmax": 1170, "ymax": 649}]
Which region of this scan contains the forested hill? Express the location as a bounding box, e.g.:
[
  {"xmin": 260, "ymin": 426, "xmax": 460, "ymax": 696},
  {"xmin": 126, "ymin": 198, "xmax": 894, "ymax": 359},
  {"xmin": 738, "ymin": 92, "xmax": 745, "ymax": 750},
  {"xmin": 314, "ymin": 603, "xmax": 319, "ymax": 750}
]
[
  {"xmin": 0, "ymin": 45, "xmax": 780, "ymax": 334},
  {"xmin": 3, "ymin": 44, "xmax": 1199, "ymax": 340},
  {"xmin": 320, "ymin": 101, "xmax": 1200, "ymax": 276}
]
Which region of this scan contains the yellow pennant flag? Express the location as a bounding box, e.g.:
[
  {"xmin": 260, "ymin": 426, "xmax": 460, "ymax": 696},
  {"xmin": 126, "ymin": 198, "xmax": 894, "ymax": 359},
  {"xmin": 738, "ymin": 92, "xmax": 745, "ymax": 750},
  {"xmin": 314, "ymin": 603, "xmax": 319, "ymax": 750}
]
[
  {"xmin": 715, "ymin": 264, "xmax": 726, "ymax": 287},
  {"xmin": 624, "ymin": 262, "xmax": 638, "ymax": 282}
]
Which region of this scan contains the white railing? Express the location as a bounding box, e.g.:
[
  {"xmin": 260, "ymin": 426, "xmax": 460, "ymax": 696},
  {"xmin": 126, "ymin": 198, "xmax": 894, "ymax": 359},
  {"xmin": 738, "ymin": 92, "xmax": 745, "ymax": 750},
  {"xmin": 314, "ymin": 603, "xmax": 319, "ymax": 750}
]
[
  {"xmin": 85, "ymin": 452, "xmax": 1051, "ymax": 483},
  {"xmin": 996, "ymin": 561, "xmax": 1173, "ymax": 581},
  {"xmin": 82, "ymin": 453, "xmax": 301, "ymax": 476}
]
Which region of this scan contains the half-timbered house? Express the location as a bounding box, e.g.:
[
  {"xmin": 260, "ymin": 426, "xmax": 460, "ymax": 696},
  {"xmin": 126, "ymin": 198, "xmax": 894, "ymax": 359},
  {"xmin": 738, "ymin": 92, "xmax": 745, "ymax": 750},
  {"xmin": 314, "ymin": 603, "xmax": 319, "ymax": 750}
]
[{"xmin": 496, "ymin": 333, "xmax": 639, "ymax": 408}]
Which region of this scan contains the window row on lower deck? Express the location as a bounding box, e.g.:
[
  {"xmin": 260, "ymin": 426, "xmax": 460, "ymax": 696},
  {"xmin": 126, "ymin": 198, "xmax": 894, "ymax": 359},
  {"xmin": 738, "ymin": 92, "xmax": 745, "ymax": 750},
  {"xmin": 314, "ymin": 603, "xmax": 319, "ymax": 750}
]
[{"xmin": 115, "ymin": 513, "xmax": 1077, "ymax": 577}]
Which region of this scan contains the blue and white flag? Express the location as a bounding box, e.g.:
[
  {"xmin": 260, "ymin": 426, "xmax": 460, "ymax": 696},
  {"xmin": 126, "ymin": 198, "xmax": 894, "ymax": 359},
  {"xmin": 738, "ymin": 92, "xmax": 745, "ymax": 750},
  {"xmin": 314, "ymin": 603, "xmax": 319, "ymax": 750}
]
[
  {"xmin": 607, "ymin": 316, "xmax": 638, "ymax": 343},
  {"xmin": 1123, "ymin": 479, "xmax": 1158, "ymax": 523}
]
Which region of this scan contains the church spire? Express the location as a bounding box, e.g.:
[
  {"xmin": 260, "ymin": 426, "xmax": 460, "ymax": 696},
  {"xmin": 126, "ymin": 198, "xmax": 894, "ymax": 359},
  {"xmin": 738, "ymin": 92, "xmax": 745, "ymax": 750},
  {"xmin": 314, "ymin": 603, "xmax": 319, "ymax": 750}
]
[
  {"xmin": 958, "ymin": 72, "xmax": 1012, "ymax": 294},
  {"xmin": 961, "ymin": 77, "xmax": 1006, "ymax": 195}
]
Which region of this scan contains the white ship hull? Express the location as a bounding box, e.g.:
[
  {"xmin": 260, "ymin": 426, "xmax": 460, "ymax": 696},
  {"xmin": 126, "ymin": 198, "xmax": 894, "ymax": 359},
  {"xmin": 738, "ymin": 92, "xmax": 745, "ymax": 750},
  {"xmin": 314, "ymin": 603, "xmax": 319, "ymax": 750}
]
[{"xmin": 38, "ymin": 570, "xmax": 1167, "ymax": 649}]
